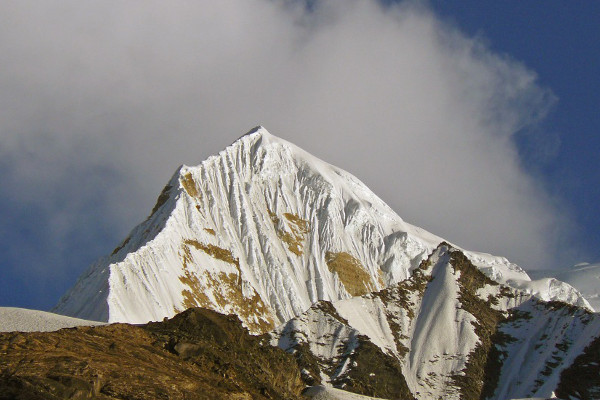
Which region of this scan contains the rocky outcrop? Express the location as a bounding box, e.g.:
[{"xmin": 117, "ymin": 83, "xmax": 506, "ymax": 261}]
[{"xmin": 0, "ymin": 308, "xmax": 304, "ymax": 400}]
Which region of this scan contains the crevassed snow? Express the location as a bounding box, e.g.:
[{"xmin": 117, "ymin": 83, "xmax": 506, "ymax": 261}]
[
  {"xmin": 504, "ymin": 276, "xmax": 592, "ymax": 310},
  {"xmin": 53, "ymin": 127, "xmax": 591, "ymax": 330},
  {"xmin": 0, "ymin": 307, "xmax": 103, "ymax": 332},
  {"xmin": 465, "ymin": 251, "xmax": 592, "ymax": 311}
]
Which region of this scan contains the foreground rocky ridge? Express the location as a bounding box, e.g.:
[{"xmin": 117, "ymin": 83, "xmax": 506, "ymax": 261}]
[{"xmin": 0, "ymin": 308, "xmax": 304, "ymax": 400}]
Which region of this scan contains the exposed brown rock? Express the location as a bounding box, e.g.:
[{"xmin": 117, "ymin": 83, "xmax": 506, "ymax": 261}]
[
  {"xmin": 331, "ymin": 335, "xmax": 415, "ymax": 400},
  {"xmin": 556, "ymin": 334, "xmax": 600, "ymax": 400},
  {"xmin": 149, "ymin": 183, "xmax": 173, "ymax": 217},
  {"xmin": 447, "ymin": 246, "xmax": 506, "ymax": 400},
  {"xmin": 178, "ymin": 240, "xmax": 275, "ymax": 333},
  {"xmin": 267, "ymin": 210, "xmax": 310, "ymax": 256},
  {"xmin": 325, "ymin": 251, "xmax": 375, "ymax": 296},
  {"xmin": 180, "ymin": 172, "xmax": 200, "ymax": 199},
  {"xmin": 110, "ymin": 236, "xmax": 130, "ymax": 256},
  {"xmin": 0, "ymin": 308, "xmax": 304, "ymax": 400}
]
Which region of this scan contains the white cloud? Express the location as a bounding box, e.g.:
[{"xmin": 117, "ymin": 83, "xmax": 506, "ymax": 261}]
[{"xmin": 0, "ymin": 0, "xmax": 572, "ymax": 298}]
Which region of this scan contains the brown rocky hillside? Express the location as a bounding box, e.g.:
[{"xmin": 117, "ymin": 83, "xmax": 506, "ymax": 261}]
[{"xmin": 0, "ymin": 308, "xmax": 304, "ymax": 400}]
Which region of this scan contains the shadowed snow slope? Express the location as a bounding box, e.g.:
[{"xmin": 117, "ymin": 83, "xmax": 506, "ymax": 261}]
[{"xmin": 54, "ymin": 127, "xmax": 590, "ymax": 333}]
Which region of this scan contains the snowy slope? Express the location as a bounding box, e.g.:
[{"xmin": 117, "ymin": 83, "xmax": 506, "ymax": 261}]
[
  {"xmin": 0, "ymin": 307, "xmax": 103, "ymax": 332},
  {"xmin": 529, "ymin": 263, "xmax": 600, "ymax": 311},
  {"xmin": 272, "ymin": 245, "xmax": 484, "ymax": 399},
  {"xmin": 54, "ymin": 127, "xmax": 589, "ymax": 333},
  {"xmin": 271, "ymin": 244, "xmax": 600, "ymax": 400},
  {"xmin": 490, "ymin": 299, "xmax": 600, "ymax": 399},
  {"xmin": 304, "ymin": 386, "xmax": 386, "ymax": 400}
]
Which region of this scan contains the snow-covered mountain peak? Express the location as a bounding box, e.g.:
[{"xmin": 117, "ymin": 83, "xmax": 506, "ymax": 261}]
[{"xmin": 54, "ymin": 126, "xmax": 592, "ymax": 333}]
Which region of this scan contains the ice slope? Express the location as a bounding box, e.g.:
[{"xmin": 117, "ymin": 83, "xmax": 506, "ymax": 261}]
[
  {"xmin": 529, "ymin": 263, "xmax": 600, "ymax": 311},
  {"xmin": 0, "ymin": 307, "xmax": 103, "ymax": 332},
  {"xmin": 271, "ymin": 244, "xmax": 600, "ymax": 400},
  {"xmin": 54, "ymin": 127, "xmax": 589, "ymax": 333},
  {"xmin": 490, "ymin": 300, "xmax": 600, "ymax": 399}
]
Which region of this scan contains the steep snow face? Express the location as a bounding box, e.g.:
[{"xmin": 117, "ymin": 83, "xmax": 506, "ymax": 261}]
[
  {"xmin": 271, "ymin": 245, "xmax": 600, "ymax": 400},
  {"xmin": 272, "ymin": 246, "xmax": 485, "ymax": 399},
  {"xmin": 55, "ymin": 127, "xmax": 436, "ymax": 331},
  {"xmin": 491, "ymin": 300, "xmax": 600, "ymax": 399},
  {"xmin": 54, "ymin": 127, "xmax": 590, "ymax": 332}
]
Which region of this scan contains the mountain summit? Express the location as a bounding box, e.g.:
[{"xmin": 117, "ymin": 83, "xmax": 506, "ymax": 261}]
[{"xmin": 54, "ymin": 127, "xmax": 589, "ymax": 333}]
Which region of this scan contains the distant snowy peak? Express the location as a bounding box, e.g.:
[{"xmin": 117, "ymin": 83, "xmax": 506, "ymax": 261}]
[
  {"xmin": 529, "ymin": 263, "xmax": 600, "ymax": 311},
  {"xmin": 54, "ymin": 127, "xmax": 591, "ymax": 332}
]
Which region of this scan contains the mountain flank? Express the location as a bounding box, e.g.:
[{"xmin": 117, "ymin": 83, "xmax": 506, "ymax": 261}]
[{"xmin": 271, "ymin": 243, "xmax": 600, "ymax": 399}]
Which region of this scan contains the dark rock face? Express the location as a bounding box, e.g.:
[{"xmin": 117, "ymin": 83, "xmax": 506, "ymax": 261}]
[
  {"xmin": 0, "ymin": 308, "xmax": 304, "ymax": 400},
  {"xmin": 331, "ymin": 335, "xmax": 415, "ymax": 400},
  {"xmin": 556, "ymin": 334, "xmax": 600, "ymax": 400}
]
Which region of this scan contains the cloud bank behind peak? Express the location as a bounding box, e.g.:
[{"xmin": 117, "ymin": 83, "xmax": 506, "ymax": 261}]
[{"xmin": 0, "ymin": 0, "xmax": 574, "ymax": 307}]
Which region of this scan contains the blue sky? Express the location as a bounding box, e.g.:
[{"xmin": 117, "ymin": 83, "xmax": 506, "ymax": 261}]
[
  {"xmin": 429, "ymin": 0, "xmax": 600, "ymax": 263},
  {"xmin": 1, "ymin": 1, "xmax": 598, "ymax": 311}
]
